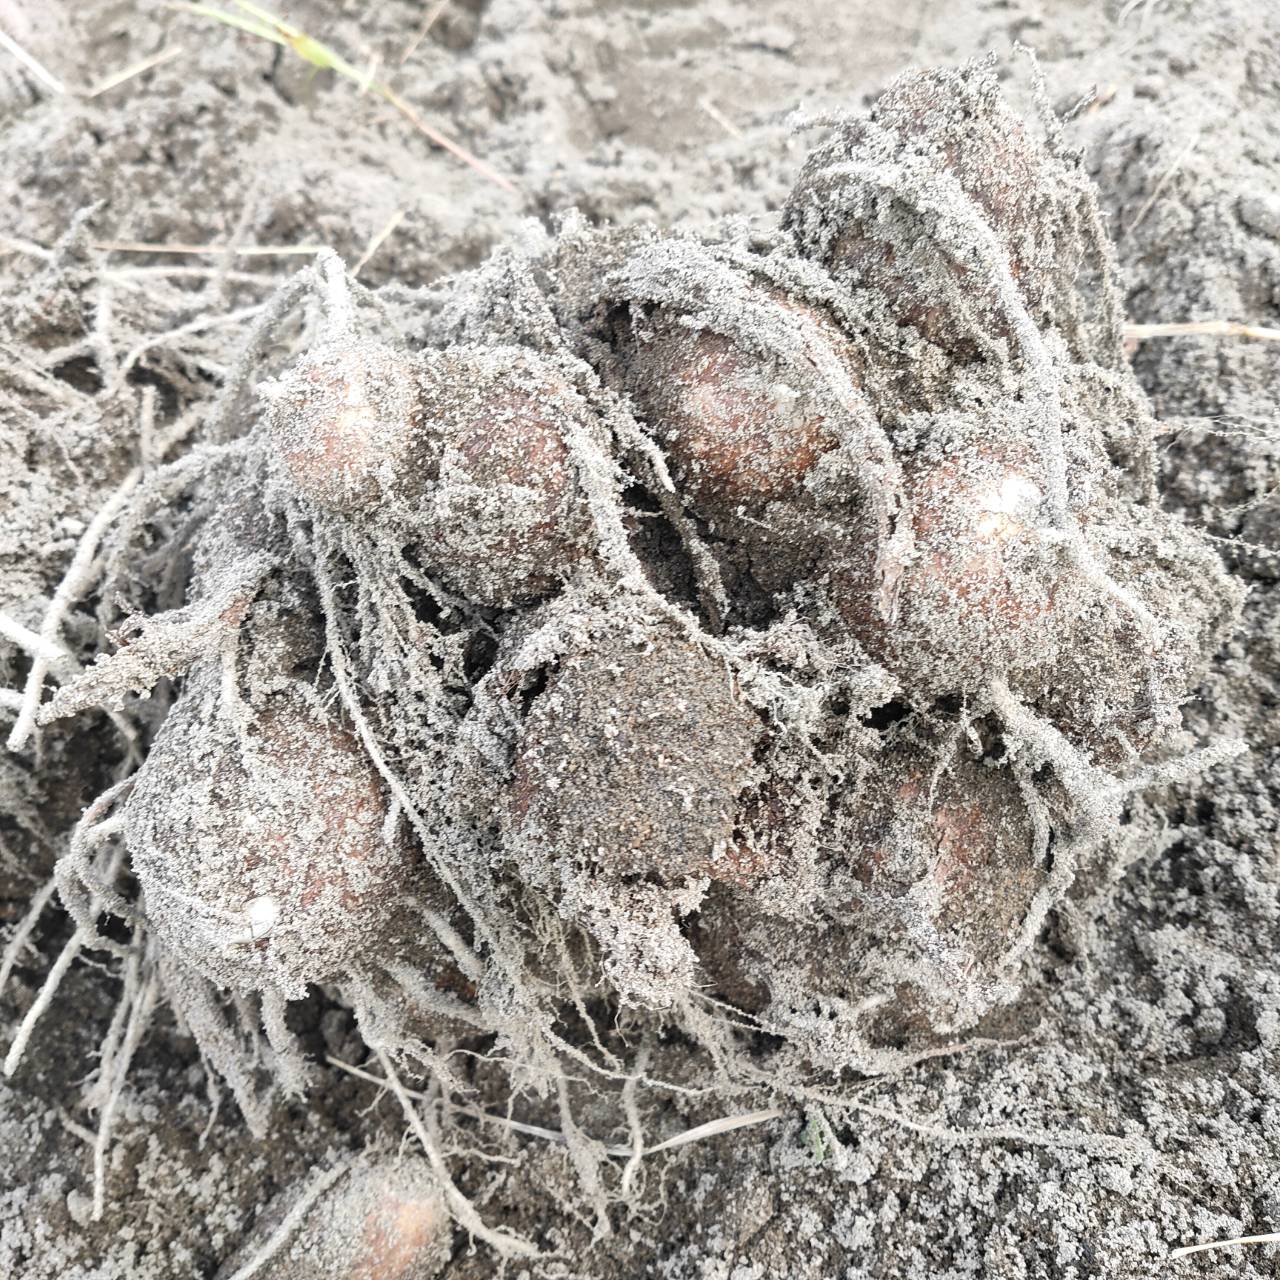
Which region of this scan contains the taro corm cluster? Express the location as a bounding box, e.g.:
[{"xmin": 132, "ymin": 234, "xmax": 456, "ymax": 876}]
[{"xmin": 24, "ymin": 59, "xmax": 1241, "ymax": 1248}]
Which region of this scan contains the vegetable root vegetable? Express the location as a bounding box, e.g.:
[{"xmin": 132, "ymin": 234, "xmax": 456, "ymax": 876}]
[
  {"xmin": 16, "ymin": 59, "xmax": 1249, "ymax": 1233},
  {"xmin": 502, "ymin": 599, "xmax": 763, "ymax": 1004},
  {"xmin": 829, "ymin": 426, "xmax": 1058, "ymax": 689},
  {"xmin": 126, "ymin": 659, "xmax": 417, "ymax": 999},
  {"xmin": 215, "ymin": 1155, "xmax": 449, "ymax": 1280},
  {"xmin": 616, "ymin": 293, "xmax": 853, "ymax": 526},
  {"xmin": 784, "ymin": 61, "xmax": 1086, "ymax": 359},
  {"xmin": 509, "ymin": 617, "xmax": 760, "ymax": 883},
  {"xmin": 416, "ymin": 346, "xmax": 595, "ymax": 606},
  {"xmin": 264, "ymin": 339, "xmax": 429, "ymax": 515}
]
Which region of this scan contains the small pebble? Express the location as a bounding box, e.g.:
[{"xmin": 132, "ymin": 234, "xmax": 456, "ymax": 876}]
[{"xmin": 1238, "ymin": 193, "xmax": 1280, "ymax": 240}]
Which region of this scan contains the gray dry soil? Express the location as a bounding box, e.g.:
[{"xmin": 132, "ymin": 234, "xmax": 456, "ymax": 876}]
[{"xmin": 2, "ymin": 0, "xmax": 1280, "ymax": 1277}]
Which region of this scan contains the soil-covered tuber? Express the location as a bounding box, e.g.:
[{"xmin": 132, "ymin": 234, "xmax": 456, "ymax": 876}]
[
  {"xmin": 124, "ymin": 603, "xmax": 419, "ymax": 999},
  {"xmin": 22, "ymin": 55, "xmax": 1247, "ymax": 1251}
]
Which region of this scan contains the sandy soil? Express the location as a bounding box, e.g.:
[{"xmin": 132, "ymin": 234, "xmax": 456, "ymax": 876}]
[{"xmin": 1, "ymin": 0, "xmax": 1278, "ymax": 1276}]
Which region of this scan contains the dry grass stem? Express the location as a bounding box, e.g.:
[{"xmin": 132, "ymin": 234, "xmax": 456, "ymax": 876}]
[
  {"xmin": 1170, "ymin": 1231, "xmax": 1280, "ymax": 1260},
  {"xmin": 93, "ymin": 240, "xmax": 326, "ymax": 257},
  {"xmin": 1124, "ymin": 132, "xmax": 1199, "ymax": 235},
  {"xmin": 399, "ymin": 0, "xmax": 450, "ymax": 65},
  {"xmin": 0, "ymin": 29, "xmax": 66, "ymax": 95},
  {"xmin": 85, "ymin": 46, "xmax": 186, "ymax": 98},
  {"xmin": 1124, "ymin": 320, "xmax": 1280, "ymax": 342},
  {"xmin": 352, "ymin": 209, "xmax": 406, "ymax": 276}
]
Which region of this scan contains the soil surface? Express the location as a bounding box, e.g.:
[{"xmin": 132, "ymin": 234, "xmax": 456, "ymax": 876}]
[{"xmin": 2, "ymin": 1, "xmax": 1278, "ymax": 1277}]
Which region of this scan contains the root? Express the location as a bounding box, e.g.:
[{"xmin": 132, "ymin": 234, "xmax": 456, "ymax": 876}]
[
  {"xmin": 331, "ymin": 1050, "xmax": 788, "ymax": 1178},
  {"xmin": 751, "ymin": 1069, "xmax": 1150, "ymax": 1162},
  {"xmin": 1105, "ymin": 737, "xmax": 1248, "ymax": 799},
  {"xmin": 988, "ymin": 680, "xmax": 1115, "ymax": 833},
  {"xmin": 7, "ymin": 466, "xmax": 142, "ymax": 753},
  {"xmin": 261, "ymin": 988, "xmax": 310, "ymax": 1099},
  {"xmin": 204, "ymin": 274, "xmax": 311, "ymax": 445},
  {"xmin": 54, "ymin": 778, "xmax": 137, "ymax": 947},
  {"xmin": 618, "ymin": 1041, "xmax": 649, "ymax": 1198},
  {"xmin": 223, "ymin": 1154, "xmax": 356, "ymax": 1280},
  {"xmin": 107, "ymin": 302, "xmax": 271, "ymax": 399},
  {"xmin": 160, "ymin": 954, "xmax": 273, "ymax": 1137},
  {"xmin": 90, "ymin": 937, "xmax": 159, "ymax": 1220},
  {"xmin": 372, "ymin": 1046, "xmax": 541, "ymax": 1260},
  {"xmin": 0, "ymin": 612, "xmax": 69, "ymax": 666},
  {"xmin": 100, "ymin": 439, "xmax": 249, "ymax": 597},
  {"xmin": 555, "ymin": 1075, "xmax": 612, "ymax": 1239},
  {"xmin": 413, "ymin": 906, "xmax": 485, "ymax": 987},
  {"xmin": 308, "ymin": 536, "xmax": 644, "ymax": 1092},
  {"xmin": 308, "ymin": 541, "xmax": 515, "ymax": 967},
  {"xmin": 609, "ymin": 411, "xmax": 730, "ymax": 630},
  {"xmin": 3, "ymin": 795, "xmax": 130, "ymax": 1081},
  {"xmin": 0, "ymin": 875, "xmax": 60, "ymax": 1000},
  {"xmin": 541, "ymin": 916, "xmax": 620, "ymax": 1071},
  {"xmin": 4, "ymin": 927, "xmax": 86, "ymax": 1077},
  {"xmin": 40, "ymin": 550, "xmax": 273, "ymax": 726}
]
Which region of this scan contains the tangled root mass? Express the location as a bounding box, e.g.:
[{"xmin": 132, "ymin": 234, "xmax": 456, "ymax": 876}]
[{"xmin": 22, "ymin": 59, "xmax": 1244, "ymax": 1247}]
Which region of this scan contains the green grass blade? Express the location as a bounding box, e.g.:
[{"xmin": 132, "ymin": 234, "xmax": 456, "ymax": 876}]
[
  {"xmin": 227, "ymin": 0, "xmax": 300, "ymax": 38},
  {"xmin": 170, "ymin": 2, "xmax": 287, "ymax": 44},
  {"xmin": 227, "ymin": 0, "xmax": 364, "ymax": 80},
  {"xmin": 288, "ymin": 33, "xmax": 364, "ymax": 81}
]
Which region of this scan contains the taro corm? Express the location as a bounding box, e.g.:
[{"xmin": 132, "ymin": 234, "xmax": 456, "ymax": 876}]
[{"xmin": 9, "ymin": 58, "xmax": 1243, "ymax": 1259}]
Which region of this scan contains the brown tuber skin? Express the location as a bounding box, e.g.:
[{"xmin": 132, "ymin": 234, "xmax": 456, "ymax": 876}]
[
  {"xmin": 784, "ymin": 64, "xmax": 1076, "ymax": 357},
  {"xmin": 617, "ymin": 292, "xmax": 857, "ymax": 532},
  {"xmin": 265, "ymin": 339, "xmax": 595, "ymax": 607},
  {"xmin": 126, "ymin": 660, "xmax": 417, "ymax": 998},
  {"xmin": 501, "ymin": 607, "xmax": 767, "ymax": 1006},
  {"xmin": 508, "ymin": 617, "xmax": 762, "ymax": 886},
  {"xmin": 690, "ymin": 745, "xmax": 1047, "ymax": 1039},
  {"xmin": 418, "ymin": 346, "xmax": 593, "ymax": 607},
  {"xmin": 264, "ymin": 339, "xmax": 429, "ymax": 514},
  {"xmin": 1019, "ymin": 518, "xmax": 1239, "ymax": 765},
  {"xmin": 340, "ymin": 1161, "xmax": 448, "ymax": 1280},
  {"xmin": 850, "ymin": 748, "xmax": 1043, "ymax": 962},
  {"xmin": 846, "ymin": 748, "xmax": 1045, "ymax": 1043},
  {"xmin": 612, "ymin": 286, "xmax": 871, "ymax": 600},
  {"xmin": 830, "ymin": 435, "xmax": 1056, "ymax": 688},
  {"xmin": 215, "ymin": 1156, "xmax": 449, "ymax": 1280}
]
